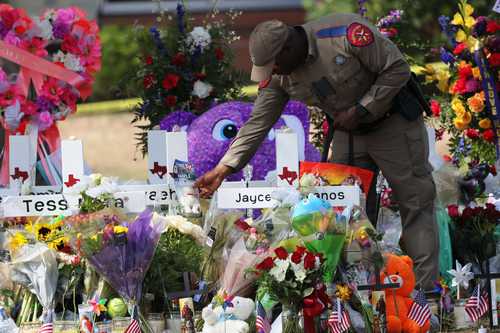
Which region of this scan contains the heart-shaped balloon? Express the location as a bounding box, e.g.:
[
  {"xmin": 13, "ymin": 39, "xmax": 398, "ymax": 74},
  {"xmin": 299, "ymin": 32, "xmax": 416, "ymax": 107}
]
[
  {"xmin": 0, "ymin": 5, "xmax": 101, "ymax": 186},
  {"xmin": 0, "ymin": 4, "xmax": 101, "ymax": 130}
]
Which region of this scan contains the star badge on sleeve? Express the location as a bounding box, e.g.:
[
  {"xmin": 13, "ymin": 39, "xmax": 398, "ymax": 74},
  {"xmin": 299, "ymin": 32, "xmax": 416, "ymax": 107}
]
[{"xmin": 347, "ymin": 22, "xmax": 374, "ymax": 47}]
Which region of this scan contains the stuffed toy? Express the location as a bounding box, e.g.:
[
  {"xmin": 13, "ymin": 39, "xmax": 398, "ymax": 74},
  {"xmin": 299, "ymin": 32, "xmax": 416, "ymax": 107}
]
[
  {"xmin": 159, "ymin": 101, "xmax": 320, "ymax": 180},
  {"xmin": 201, "ymin": 296, "xmax": 255, "ymax": 333},
  {"xmin": 380, "ymin": 253, "xmax": 431, "ymax": 333}
]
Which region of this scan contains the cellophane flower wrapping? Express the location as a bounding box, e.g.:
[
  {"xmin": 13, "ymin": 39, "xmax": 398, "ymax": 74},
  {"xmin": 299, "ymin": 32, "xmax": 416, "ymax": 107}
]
[
  {"xmin": 219, "ymin": 237, "xmax": 266, "ymax": 297},
  {"xmin": 10, "ymin": 243, "xmax": 58, "ymax": 324}
]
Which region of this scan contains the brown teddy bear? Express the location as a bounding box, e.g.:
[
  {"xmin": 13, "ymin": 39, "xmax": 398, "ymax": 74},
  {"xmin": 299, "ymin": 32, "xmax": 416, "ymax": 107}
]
[{"xmin": 380, "ymin": 253, "xmax": 431, "ymax": 333}]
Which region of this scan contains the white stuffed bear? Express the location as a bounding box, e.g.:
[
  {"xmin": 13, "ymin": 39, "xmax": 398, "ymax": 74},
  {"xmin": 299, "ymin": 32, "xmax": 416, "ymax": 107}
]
[
  {"xmin": 178, "ymin": 186, "xmax": 201, "ymax": 215},
  {"xmin": 201, "ymin": 296, "xmax": 255, "ymax": 333}
]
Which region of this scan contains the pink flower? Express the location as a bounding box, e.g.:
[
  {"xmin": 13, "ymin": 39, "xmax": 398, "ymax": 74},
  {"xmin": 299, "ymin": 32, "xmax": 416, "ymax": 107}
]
[
  {"xmin": 0, "ymin": 86, "xmax": 21, "ymax": 108},
  {"xmin": 41, "ymin": 78, "xmax": 63, "ymax": 104},
  {"xmin": 55, "ymin": 8, "xmax": 76, "ymax": 26},
  {"xmin": 3, "ymin": 31, "xmax": 21, "ymax": 46},
  {"xmin": 21, "ymin": 100, "xmax": 37, "ymax": 116},
  {"xmin": 465, "ymin": 80, "xmax": 480, "ymax": 93},
  {"xmin": 37, "ymin": 111, "xmax": 54, "ymax": 131}
]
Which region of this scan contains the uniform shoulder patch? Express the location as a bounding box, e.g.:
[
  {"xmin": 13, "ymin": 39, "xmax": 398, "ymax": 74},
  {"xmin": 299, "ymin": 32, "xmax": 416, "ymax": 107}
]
[
  {"xmin": 346, "ymin": 22, "xmax": 374, "ymax": 47},
  {"xmin": 258, "ymin": 78, "xmax": 272, "ymax": 89}
]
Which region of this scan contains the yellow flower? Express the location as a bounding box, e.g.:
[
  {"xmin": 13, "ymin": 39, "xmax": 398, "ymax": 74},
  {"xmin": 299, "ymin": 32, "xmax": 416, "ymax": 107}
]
[
  {"xmin": 48, "ymin": 236, "xmax": 69, "ymax": 251},
  {"xmin": 113, "ymin": 226, "xmax": 128, "ymax": 234},
  {"xmin": 451, "ymin": 12, "xmax": 464, "ymax": 26},
  {"xmin": 472, "ymin": 67, "xmax": 481, "ymax": 80},
  {"xmin": 454, "ymin": 112, "xmax": 472, "ymax": 130},
  {"xmin": 335, "ymin": 284, "xmax": 352, "ymax": 302},
  {"xmin": 464, "ymin": 16, "xmax": 475, "ymax": 29},
  {"xmin": 435, "ymin": 70, "xmax": 450, "ymax": 93},
  {"xmin": 479, "ymin": 118, "xmax": 492, "ymax": 129},
  {"xmin": 451, "ymin": 98, "xmax": 466, "ymax": 117},
  {"xmin": 424, "ymin": 64, "xmax": 436, "ymax": 75},
  {"xmin": 467, "ymin": 93, "xmax": 485, "ymax": 113},
  {"xmin": 464, "ymin": 3, "xmax": 474, "ymax": 16},
  {"xmin": 91, "ymin": 234, "xmax": 98, "ymax": 241},
  {"xmin": 9, "ymin": 232, "xmax": 28, "ymax": 252},
  {"xmin": 456, "ymin": 29, "xmax": 467, "ymax": 43}
]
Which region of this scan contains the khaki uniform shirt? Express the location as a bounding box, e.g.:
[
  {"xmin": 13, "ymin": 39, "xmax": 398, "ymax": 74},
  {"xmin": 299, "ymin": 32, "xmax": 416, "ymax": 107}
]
[{"xmin": 220, "ymin": 13, "xmax": 411, "ymax": 171}]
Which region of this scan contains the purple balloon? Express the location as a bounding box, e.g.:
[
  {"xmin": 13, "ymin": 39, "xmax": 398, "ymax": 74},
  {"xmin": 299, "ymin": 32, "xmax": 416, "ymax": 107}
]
[{"xmin": 159, "ymin": 101, "xmax": 320, "ymax": 180}]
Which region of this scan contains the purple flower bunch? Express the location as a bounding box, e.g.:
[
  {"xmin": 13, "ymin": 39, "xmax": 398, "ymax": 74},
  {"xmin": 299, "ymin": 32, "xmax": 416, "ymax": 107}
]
[
  {"xmin": 176, "ymin": 1, "xmax": 185, "ymax": 34},
  {"xmin": 376, "ymin": 10, "xmax": 404, "ymax": 28},
  {"xmin": 438, "ymin": 15, "xmax": 458, "ymax": 47},
  {"xmin": 357, "ymin": 0, "xmax": 368, "ymax": 17}
]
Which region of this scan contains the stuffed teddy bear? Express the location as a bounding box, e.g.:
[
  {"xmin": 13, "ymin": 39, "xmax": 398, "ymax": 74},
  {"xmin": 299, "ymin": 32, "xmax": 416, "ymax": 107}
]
[
  {"xmin": 201, "ymin": 296, "xmax": 255, "ymax": 333},
  {"xmin": 380, "ymin": 253, "xmax": 431, "ymax": 333}
]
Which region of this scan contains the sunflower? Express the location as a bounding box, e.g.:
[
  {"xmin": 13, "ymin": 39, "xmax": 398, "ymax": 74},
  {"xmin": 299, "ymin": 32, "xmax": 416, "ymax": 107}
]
[
  {"xmin": 335, "ymin": 284, "xmax": 352, "ymax": 301},
  {"xmin": 9, "ymin": 232, "xmax": 28, "ymax": 252}
]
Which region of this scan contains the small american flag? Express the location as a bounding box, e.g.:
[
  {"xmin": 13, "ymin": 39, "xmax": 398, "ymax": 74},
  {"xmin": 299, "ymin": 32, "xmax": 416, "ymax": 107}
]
[
  {"xmin": 256, "ymin": 301, "xmax": 271, "ymax": 333},
  {"xmin": 328, "ymin": 299, "xmax": 350, "ymax": 333},
  {"xmin": 408, "ymin": 290, "xmax": 431, "ymax": 327},
  {"xmin": 38, "ymin": 323, "xmax": 53, "ymax": 333},
  {"xmin": 124, "ymin": 318, "xmax": 141, "ymax": 333},
  {"xmin": 465, "ymin": 284, "xmax": 489, "ymax": 322}
]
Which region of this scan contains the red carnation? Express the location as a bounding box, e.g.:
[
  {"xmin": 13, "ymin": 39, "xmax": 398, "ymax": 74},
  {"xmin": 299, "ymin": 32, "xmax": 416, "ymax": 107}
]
[
  {"xmin": 430, "ymin": 99, "xmax": 441, "ymax": 117},
  {"xmin": 488, "ymin": 53, "xmax": 500, "ymax": 67},
  {"xmin": 453, "ymin": 42, "xmax": 467, "ymax": 55},
  {"xmin": 215, "ymin": 47, "xmax": 224, "ymax": 61},
  {"xmin": 452, "ymin": 78, "xmax": 467, "ymax": 94},
  {"xmin": 291, "ymin": 246, "xmax": 306, "ymax": 264},
  {"xmin": 171, "ymin": 52, "xmax": 186, "ymax": 67},
  {"xmin": 145, "ymin": 55, "xmax": 153, "ymax": 65},
  {"xmin": 458, "ymin": 63, "xmax": 473, "ymax": 79},
  {"xmin": 162, "ymin": 74, "xmax": 180, "ymax": 90},
  {"xmin": 256, "ymin": 257, "xmax": 275, "ymax": 271},
  {"xmin": 487, "ymin": 20, "xmax": 500, "ymax": 34},
  {"xmin": 274, "ymin": 247, "xmax": 288, "ymax": 260},
  {"xmin": 304, "ymin": 252, "xmax": 316, "ymax": 270},
  {"xmin": 447, "ymin": 204, "xmax": 459, "ymax": 218},
  {"xmin": 165, "ymin": 95, "xmax": 177, "ymax": 107},
  {"xmin": 465, "ymin": 128, "xmax": 479, "ymax": 139},
  {"xmin": 143, "ymin": 74, "xmax": 155, "ymax": 89},
  {"xmin": 483, "ymin": 129, "xmax": 495, "ymax": 143}
]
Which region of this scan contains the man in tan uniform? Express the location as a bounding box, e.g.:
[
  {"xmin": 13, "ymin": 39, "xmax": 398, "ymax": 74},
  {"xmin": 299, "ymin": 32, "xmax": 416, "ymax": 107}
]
[{"xmin": 195, "ymin": 14, "xmax": 439, "ymax": 291}]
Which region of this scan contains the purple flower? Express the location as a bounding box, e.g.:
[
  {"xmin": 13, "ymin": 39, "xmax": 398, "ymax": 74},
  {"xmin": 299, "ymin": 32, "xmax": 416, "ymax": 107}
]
[
  {"xmin": 438, "ymin": 15, "xmax": 458, "ymax": 47},
  {"xmin": 440, "ymin": 47, "xmax": 455, "ymax": 65},
  {"xmin": 37, "ymin": 111, "xmax": 54, "ymax": 131},
  {"xmin": 149, "ymin": 27, "xmax": 167, "ymax": 55},
  {"xmin": 358, "ymin": 0, "xmax": 368, "ymax": 17},
  {"xmin": 465, "ymin": 79, "xmax": 480, "ymax": 93},
  {"xmin": 36, "ymin": 96, "xmax": 55, "ymax": 112},
  {"xmin": 176, "ymin": 1, "xmax": 185, "ymax": 34},
  {"xmin": 0, "ymin": 22, "xmax": 8, "ymax": 39},
  {"xmin": 53, "ymin": 21, "xmax": 70, "ymax": 39},
  {"xmin": 55, "ymin": 8, "xmax": 75, "ymax": 26},
  {"xmin": 473, "ymin": 16, "xmax": 488, "ymax": 37},
  {"xmin": 376, "ymin": 9, "xmax": 404, "ymax": 28}
]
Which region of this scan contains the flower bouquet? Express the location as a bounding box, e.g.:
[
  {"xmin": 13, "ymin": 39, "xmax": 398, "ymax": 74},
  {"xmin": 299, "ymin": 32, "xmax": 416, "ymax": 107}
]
[
  {"xmin": 447, "ymin": 203, "xmax": 500, "ymax": 269},
  {"xmin": 0, "ymin": 5, "xmax": 101, "ymax": 185},
  {"xmin": 68, "ymin": 209, "xmax": 165, "ymax": 332},
  {"xmin": 253, "ymin": 246, "xmax": 326, "ymax": 333},
  {"xmin": 425, "ymin": 0, "xmax": 499, "ymax": 180},
  {"xmin": 64, "ymin": 173, "xmax": 119, "ymax": 214},
  {"xmin": 125, "ymin": 1, "xmax": 245, "ymax": 154}
]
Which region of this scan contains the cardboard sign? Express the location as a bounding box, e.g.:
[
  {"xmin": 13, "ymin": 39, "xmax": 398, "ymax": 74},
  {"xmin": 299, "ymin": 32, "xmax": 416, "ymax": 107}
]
[
  {"xmin": 2, "ymin": 191, "xmax": 146, "ymax": 217},
  {"xmin": 119, "ymin": 184, "xmax": 176, "ymax": 205},
  {"xmin": 148, "ymin": 131, "xmax": 188, "ymax": 184},
  {"xmin": 9, "ymin": 135, "xmax": 33, "ymax": 191},
  {"xmin": 217, "ymin": 187, "xmax": 278, "ymax": 209},
  {"xmin": 275, "ymin": 132, "xmax": 299, "ymax": 188},
  {"xmin": 62, "ymin": 140, "xmax": 85, "ymax": 192},
  {"xmin": 312, "ymin": 186, "xmax": 361, "ymax": 206}
]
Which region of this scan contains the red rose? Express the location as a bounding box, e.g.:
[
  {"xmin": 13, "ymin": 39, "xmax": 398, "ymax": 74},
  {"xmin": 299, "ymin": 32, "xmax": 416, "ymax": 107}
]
[
  {"xmin": 483, "ymin": 129, "xmax": 495, "ymax": 143},
  {"xmin": 256, "ymin": 257, "xmax": 275, "ymax": 271},
  {"xmin": 461, "ymin": 207, "xmax": 474, "ymax": 221},
  {"xmin": 234, "ymin": 219, "xmax": 250, "ymax": 231},
  {"xmin": 453, "ymin": 42, "xmax": 467, "ymax": 55},
  {"xmin": 487, "ymin": 20, "xmax": 500, "ymax": 34},
  {"xmin": 465, "ymin": 128, "xmax": 480, "ymax": 139},
  {"xmin": 162, "ymin": 74, "xmax": 180, "ymax": 90},
  {"xmin": 447, "ymin": 204, "xmax": 459, "ymax": 218},
  {"xmin": 215, "ymin": 47, "xmax": 224, "ymax": 61},
  {"xmin": 452, "ymin": 78, "xmax": 467, "ymax": 94},
  {"xmin": 304, "ymin": 252, "xmax": 316, "ymax": 270},
  {"xmin": 458, "ymin": 63, "xmax": 472, "ymax": 78},
  {"xmin": 488, "ymin": 53, "xmax": 500, "ymax": 67},
  {"xmin": 171, "ymin": 52, "xmax": 186, "ymax": 67},
  {"xmin": 194, "ymin": 72, "xmax": 207, "ymax": 81},
  {"xmin": 165, "ymin": 95, "xmax": 177, "ymax": 107},
  {"xmin": 291, "ymin": 246, "xmax": 306, "ymax": 264},
  {"xmin": 143, "ymin": 74, "xmax": 155, "ymax": 89},
  {"xmin": 490, "ymin": 165, "xmax": 497, "ymax": 176},
  {"xmin": 430, "ymin": 99, "xmax": 441, "ymax": 117},
  {"xmin": 145, "ymin": 55, "xmax": 153, "ymax": 65},
  {"xmin": 274, "ymin": 247, "xmax": 288, "ymax": 260}
]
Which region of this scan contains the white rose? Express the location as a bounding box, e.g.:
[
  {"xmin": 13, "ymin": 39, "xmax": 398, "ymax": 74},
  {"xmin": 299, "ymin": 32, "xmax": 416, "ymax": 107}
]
[
  {"xmin": 63, "ymin": 54, "xmax": 83, "ymax": 72},
  {"xmin": 291, "ymin": 262, "xmax": 307, "ymax": 283},
  {"xmin": 270, "ymin": 259, "xmax": 289, "ymax": 282},
  {"xmin": 192, "ymin": 80, "xmax": 213, "ymax": 99}
]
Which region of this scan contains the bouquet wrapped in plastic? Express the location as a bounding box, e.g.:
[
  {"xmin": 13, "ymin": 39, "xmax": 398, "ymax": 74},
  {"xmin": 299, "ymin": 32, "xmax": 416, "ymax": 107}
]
[
  {"xmin": 69, "ymin": 209, "xmax": 165, "ymax": 332},
  {"xmin": 10, "ymin": 243, "xmax": 58, "ymax": 329}
]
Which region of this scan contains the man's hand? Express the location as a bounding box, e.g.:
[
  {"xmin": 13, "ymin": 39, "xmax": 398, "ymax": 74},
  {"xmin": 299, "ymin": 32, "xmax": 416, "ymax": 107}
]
[
  {"xmin": 194, "ymin": 164, "xmax": 233, "ymax": 198},
  {"xmin": 333, "ymin": 106, "xmax": 361, "ymax": 131}
]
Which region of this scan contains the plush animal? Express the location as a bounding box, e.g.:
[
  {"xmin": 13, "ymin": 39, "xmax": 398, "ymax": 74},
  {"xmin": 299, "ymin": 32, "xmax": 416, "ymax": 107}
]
[
  {"xmin": 159, "ymin": 101, "xmax": 320, "ymax": 180},
  {"xmin": 178, "ymin": 186, "xmax": 201, "ymax": 215},
  {"xmin": 201, "ymin": 296, "xmax": 255, "ymax": 333},
  {"xmin": 381, "ymin": 253, "xmax": 430, "ymax": 333}
]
